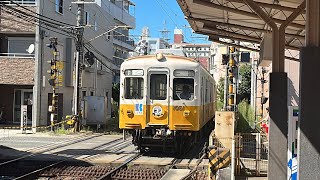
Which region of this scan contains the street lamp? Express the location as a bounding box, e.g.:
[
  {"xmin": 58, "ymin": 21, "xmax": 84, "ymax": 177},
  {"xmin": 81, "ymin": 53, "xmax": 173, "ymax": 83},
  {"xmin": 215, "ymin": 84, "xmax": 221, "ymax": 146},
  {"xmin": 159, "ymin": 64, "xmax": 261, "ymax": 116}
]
[{"xmin": 86, "ymin": 25, "xmax": 132, "ymax": 44}]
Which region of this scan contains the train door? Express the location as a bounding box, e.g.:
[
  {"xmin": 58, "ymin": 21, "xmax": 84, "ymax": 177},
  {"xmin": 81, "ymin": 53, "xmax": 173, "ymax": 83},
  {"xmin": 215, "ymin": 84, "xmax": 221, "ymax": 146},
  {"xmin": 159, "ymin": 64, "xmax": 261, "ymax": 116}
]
[{"xmin": 147, "ymin": 69, "xmax": 170, "ymax": 126}]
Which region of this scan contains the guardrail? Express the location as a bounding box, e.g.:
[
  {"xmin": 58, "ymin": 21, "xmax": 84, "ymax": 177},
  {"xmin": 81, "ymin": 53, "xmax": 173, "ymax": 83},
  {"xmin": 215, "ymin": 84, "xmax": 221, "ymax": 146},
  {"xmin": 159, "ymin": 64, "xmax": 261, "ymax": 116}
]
[{"xmin": 0, "ymin": 53, "xmax": 35, "ymax": 58}]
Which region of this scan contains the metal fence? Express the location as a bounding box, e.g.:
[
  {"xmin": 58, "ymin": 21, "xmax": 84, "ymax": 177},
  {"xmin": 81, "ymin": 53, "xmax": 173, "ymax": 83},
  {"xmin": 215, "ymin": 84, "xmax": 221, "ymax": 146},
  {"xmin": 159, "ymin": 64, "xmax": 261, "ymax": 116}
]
[
  {"xmin": 237, "ymin": 133, "xmax": 268, "ymax": 176},
  {"xmin": 209, "ymin": 133, "xmax": 268, "ymax": 176}
]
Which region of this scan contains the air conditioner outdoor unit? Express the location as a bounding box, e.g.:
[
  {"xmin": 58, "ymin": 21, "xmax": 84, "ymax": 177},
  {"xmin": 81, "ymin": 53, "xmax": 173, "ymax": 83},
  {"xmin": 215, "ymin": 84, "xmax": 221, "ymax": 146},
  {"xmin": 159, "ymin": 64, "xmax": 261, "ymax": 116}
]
[{"xmin": 259, "ymin": 32, "xmax": 273, "ymax": 67}]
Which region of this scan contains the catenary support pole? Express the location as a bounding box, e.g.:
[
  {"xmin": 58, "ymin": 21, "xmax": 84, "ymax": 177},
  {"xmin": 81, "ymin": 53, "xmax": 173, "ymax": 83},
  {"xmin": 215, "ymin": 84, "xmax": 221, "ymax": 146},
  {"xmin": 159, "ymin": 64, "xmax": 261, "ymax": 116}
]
[
  {"xmin": 73, "ymin": 0, "xmax": 84, "ymax": 119},
  {"xmin": 242, "ymin": 1, "xmax": 305, "ymax": 180},
  {"xmin": 33, "ymin": 0, "xmax": 43, "ymax": 132},
  {"xmin": 298, "ymin": 0, "xmax": 320, "ymax": 179}
]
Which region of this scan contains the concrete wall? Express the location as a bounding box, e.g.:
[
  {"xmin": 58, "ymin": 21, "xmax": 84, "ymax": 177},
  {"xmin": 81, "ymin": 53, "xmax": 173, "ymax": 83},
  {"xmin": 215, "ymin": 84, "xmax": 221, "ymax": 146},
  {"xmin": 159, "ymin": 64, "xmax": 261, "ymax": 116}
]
[
  {"xmin": 0, "ymin": 6, "xmax": 36, "ymax": 32},
  {"xmin": 0, "ymin": 58, "xmax": 34, "ymax": 85}
]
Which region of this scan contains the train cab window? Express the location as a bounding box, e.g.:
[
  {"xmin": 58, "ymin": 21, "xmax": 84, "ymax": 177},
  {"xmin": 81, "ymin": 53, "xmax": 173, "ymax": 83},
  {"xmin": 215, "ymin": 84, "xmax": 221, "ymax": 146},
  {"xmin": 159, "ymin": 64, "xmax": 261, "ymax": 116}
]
[
  {"xmin": 125, "ymin": 77, "xmax": 144, "ymax": 99},
  {"xmin": 173, "ymin": 78, "xmax": 194, "ymax": 100},
  {"xmin": 150, "ymin": 74, "xmax": 167, "ymax": 100}
]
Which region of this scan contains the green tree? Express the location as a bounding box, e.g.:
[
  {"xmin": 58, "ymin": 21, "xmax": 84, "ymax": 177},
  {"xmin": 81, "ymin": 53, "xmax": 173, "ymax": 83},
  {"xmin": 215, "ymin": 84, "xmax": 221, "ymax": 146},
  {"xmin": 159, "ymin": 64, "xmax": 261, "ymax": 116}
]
[
  {"xmin": 216, "ymin": 77, "xmax": 225, "ymax": 110},
  {"xmin": 237, "ymin": 99, "xmax": 255, "ymax": 132},
  {"xmin": 238, "ymin": 64, "xmax": 251, "ymax": 102}
]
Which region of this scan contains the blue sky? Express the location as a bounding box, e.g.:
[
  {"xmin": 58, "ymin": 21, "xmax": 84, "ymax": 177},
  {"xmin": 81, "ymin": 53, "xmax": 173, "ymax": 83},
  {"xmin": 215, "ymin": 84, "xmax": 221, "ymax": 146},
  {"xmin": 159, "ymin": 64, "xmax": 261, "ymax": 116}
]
[{"xmin": 130, "ymin": 0, "xmax": 211, "ymax": 44}]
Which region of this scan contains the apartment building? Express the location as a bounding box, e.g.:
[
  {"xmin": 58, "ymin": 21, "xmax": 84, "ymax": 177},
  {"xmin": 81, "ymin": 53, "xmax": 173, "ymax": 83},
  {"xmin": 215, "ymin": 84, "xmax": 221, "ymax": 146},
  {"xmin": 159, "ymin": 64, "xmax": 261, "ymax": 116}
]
[
  {"xmin": 0, "ymin": 0, "xmax": 135, "ymax": 128},
  {"xmin": 211, "ymin": 43, "xmax": 300, "ymax": 119},
  {"xmin": 171, "ymin": 28, "xmax": 212, "ymax": 71}
]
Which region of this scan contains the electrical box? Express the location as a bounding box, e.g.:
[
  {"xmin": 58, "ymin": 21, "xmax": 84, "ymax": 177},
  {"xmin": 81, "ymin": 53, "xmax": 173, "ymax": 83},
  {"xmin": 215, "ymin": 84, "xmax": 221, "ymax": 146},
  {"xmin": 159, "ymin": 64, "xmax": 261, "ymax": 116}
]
[
  {"xmin": 214, "ymin": 111, "xmax": 236, "ymax": 150},
  {"xmin": 259, "ymin": 33, "xmax": 272, "ymax": 67},
  {"xmin": 82, "ymin": 96, "xmax": 106, "ymax": 125},
  {"xmin": 287, "ymin": 106, "xmax": 298, "ymax": 180}
]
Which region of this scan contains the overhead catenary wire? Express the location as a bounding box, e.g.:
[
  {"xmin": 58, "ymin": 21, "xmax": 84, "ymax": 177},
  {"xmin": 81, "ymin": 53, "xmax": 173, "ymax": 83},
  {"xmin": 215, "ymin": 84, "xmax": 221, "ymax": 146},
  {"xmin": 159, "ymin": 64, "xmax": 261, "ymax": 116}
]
[
  {"xmin": 2, "ymin": 2, "xmax": 119, "ymax": 70},
  {"xmin": 0, "ymin": 7, "xmax": 74, "ymax": 39},
  {"xmin": 2, "ymin": 0, "xmax": 74, "ymax": 27}
]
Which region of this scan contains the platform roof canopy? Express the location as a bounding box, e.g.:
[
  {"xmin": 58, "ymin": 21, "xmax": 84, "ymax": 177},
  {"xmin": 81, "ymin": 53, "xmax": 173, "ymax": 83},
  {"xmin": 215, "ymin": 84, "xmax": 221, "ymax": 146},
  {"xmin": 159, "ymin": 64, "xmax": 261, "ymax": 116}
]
[{"xmin": 177, "ymin": 0, "xmax": 305, "ymax": 61}]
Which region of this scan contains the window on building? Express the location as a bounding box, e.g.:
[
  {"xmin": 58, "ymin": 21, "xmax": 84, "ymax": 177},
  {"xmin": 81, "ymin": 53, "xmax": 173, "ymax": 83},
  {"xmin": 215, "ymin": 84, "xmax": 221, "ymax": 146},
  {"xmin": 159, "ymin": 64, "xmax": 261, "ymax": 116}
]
[
  {"xmin": 85, "ymin": 12, "xmax": 90, "ymax": 25},
  {"xmin": 7, "ymin": 37, "xmax": 35, "ymax": 56},
  {"xmin": 55, "ymin": 0, "xmax": 63, "ymax": 14},
  {"xmin": 150, "ymin": 74, "xmax": 167, "ymax": 100},
  {"xmin": 82, "ymin": 91, "xmax": 86, "ymax": 97},
  {"xmin": 107, "ymin": 31, "xmax": 111, "ymax": 40},
  {"xmin": 90, "ymin": 91, "xmax": 94, "ymax": 96},
  {"xmin": 94, "ymin": 20, "xmax": 98, "ymax": 31},
  {"xmin": 125, "ymin": 77, "xmax": 144, "ymax": 99}
]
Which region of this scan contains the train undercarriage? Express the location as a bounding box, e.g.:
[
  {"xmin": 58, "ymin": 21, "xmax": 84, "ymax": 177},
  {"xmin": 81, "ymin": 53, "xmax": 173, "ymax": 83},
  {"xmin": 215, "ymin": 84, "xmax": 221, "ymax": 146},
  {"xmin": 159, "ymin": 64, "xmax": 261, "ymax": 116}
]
[{"xmin": 131, "ymin": 120, "xmax": 214, "ymax": 155}]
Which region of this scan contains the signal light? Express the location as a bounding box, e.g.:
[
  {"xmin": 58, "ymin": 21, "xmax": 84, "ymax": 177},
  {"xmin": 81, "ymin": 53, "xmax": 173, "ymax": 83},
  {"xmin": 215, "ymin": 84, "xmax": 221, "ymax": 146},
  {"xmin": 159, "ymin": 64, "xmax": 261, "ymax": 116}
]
[
  {"xmin": 47, "ymin": 59, "xmax": 56, "ymax": 86},
  {"xmin": 48, "ymin": 78, "xmax": 55, "ymax": 86},
  {"xmin": 47, "ymin": 59, "xmax": 55, "ymax": 66}
]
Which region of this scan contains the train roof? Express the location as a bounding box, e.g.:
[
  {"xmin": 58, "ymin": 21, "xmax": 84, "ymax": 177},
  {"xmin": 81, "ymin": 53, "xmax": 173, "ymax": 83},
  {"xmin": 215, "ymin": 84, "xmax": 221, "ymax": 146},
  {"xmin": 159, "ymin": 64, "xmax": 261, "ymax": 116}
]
[{"xmin": 125, "ymin": 54, "xmax": 196, "ymax": 62}]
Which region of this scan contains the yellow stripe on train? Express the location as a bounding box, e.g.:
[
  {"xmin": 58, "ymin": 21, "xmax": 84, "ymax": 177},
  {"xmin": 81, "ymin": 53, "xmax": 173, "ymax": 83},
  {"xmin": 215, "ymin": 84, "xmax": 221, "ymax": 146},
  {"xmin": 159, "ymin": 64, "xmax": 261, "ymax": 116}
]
[{"xmin": 119, "ymin": 103, "xmax": 215, "ymax": 131}]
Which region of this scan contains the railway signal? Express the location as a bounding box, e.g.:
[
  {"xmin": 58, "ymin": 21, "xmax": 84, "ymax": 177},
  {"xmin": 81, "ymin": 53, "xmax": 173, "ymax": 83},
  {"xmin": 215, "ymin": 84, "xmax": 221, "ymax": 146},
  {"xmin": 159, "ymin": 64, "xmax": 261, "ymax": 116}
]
[
  {"xmin": 47, "ymin": 37, "xmax": 59, "ymax": 131},
  {"xmin": 47, "ymin": 58, "xmax": 56, "ymax": 86}
]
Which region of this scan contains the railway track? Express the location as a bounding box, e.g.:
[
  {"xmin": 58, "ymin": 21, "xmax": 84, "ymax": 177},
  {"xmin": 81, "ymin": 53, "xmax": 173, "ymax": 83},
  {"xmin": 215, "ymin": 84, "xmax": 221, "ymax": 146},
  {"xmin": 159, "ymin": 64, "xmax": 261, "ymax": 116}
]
[
  {"xmin": 1, "ymin": 133, "xmax": 209, "ymax": 180},
  {"xmin": 0, "ymin": 133, "xmax": 103, "ymax": 166},
  {"xmin": 0, "ymin": 134, "xmax": 130, "ymax": 179}
]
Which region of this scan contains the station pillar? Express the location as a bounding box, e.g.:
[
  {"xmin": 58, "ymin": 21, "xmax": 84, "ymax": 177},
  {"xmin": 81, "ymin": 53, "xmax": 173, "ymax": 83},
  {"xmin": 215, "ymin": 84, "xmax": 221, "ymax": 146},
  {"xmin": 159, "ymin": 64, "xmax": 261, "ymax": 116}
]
[{"xmin": 298, "ymin": 0, "xmax": 320, "ymax": 178}]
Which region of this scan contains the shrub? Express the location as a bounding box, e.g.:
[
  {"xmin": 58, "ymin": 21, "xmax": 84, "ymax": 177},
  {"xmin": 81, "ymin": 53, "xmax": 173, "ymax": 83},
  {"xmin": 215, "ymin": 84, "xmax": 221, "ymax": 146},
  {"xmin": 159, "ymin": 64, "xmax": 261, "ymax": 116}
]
[{"xmin": 237, "ymin": 99, "xmax": 255, "ymax": 132}]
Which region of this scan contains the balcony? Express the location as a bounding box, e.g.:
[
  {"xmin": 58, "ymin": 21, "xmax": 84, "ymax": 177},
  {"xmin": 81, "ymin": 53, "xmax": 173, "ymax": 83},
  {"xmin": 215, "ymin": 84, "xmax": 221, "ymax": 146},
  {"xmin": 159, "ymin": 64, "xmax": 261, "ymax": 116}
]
[
  {"xmin": 1, "ymin": 0, "xmax": 37, "ymax": 6},
  {"xmin": 0, "ymin": 53, "xmax": 35, "ymax": 58},
  {"xmin": 97, "ymin": 0, "xmax": 136, "ymax": 28}
]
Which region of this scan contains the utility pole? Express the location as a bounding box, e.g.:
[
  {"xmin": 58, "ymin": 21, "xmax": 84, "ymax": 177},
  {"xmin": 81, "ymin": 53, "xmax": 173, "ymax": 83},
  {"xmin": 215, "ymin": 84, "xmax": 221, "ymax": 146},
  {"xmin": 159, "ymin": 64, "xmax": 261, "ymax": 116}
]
[
  {"xmin": 227, "ymin": 46, "xmax": 238, "ymax": 111},
  {"xmin": 258, "ymin": 67, "xmax": 268, "ymax": 130},
  {"xmin": 73, "ymin": 0, "xmax": 85, "ymax": 120},
  {"xmin": 251, "ymin": 60, "xmax": 258, "ymax": 125},
  {"xmin": 223, "ymin": 46, "xmax": 229, "ymax": 111}
]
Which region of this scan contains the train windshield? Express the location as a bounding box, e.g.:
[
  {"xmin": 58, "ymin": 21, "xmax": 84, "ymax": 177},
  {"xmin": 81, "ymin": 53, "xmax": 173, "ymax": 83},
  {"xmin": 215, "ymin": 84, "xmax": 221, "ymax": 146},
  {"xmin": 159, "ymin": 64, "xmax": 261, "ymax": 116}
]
[
  {"xmin": 124, "ymin": 77, "xmax": 144, "ymax": 99},
  {"xmin": 150, "ymin": 74, "xmax": 167, "ymax": 100},
  {"xmin": 173, "ymin": 78, "xmax": 194, "ymax": 100}
]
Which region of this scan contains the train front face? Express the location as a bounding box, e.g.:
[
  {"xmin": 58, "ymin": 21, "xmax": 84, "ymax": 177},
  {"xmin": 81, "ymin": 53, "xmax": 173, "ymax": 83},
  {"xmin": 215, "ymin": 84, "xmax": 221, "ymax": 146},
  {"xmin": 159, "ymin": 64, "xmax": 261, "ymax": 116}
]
[{"xmin": 119, "ymin": 54, "xmax": 203, "ymax": 152}]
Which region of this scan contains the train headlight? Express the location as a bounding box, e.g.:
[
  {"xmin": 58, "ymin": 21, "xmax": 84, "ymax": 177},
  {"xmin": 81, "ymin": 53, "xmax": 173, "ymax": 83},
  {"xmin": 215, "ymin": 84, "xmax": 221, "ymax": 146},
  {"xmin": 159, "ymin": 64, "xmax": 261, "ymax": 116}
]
[
  {"xmin": 156, "ymin": 53, "xmax": 164, "ymax": 61},
  {"xmin": 183, "ymin": 110, "xmax": 190, "ymax": 117}
]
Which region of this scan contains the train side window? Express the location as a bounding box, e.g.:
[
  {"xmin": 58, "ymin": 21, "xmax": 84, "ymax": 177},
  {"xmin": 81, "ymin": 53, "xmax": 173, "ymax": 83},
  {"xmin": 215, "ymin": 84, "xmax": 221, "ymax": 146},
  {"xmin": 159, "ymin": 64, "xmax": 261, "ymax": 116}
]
[
  {"xmin": 173, "ymin": 78, "xmax": 194, "ymax": 100},
  {"xmin": 124, "ymin": 77, "xmax": 144, "ymax": 99}
]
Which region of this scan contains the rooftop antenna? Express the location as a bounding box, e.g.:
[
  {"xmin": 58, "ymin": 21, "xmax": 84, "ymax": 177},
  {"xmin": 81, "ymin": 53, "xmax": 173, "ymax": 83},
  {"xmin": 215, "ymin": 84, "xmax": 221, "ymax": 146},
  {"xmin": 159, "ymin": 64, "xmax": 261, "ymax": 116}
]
[{"xmin": 159, "ymin": 20, "xmax": 170, "ymax": 42}]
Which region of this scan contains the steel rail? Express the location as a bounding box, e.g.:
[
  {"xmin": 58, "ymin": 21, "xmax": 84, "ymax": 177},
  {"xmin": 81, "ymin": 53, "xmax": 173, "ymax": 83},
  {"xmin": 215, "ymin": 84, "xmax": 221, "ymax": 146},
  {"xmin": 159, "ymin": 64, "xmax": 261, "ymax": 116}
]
[
  {"xmin": 97, "ymin": 152, "xmax": 143, "ymax": 180},
  {"xmin": 180, "ymin": 153, "xmax": 207, "ymax": 180},
  {"xmin": 0, "ymin": 133, "xmax": 104, "ymax": 167},
  {"xmin": 13, "ymin": 136, "xmax": 127, "ymax": 179}
]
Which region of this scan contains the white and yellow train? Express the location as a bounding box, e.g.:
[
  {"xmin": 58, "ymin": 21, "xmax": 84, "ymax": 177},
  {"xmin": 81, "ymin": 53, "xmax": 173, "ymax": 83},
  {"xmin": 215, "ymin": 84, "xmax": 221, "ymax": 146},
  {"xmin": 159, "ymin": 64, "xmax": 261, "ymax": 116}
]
[{"xmin": 119, "ymin": 52, "xmax": 216, "ymax": 154}]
